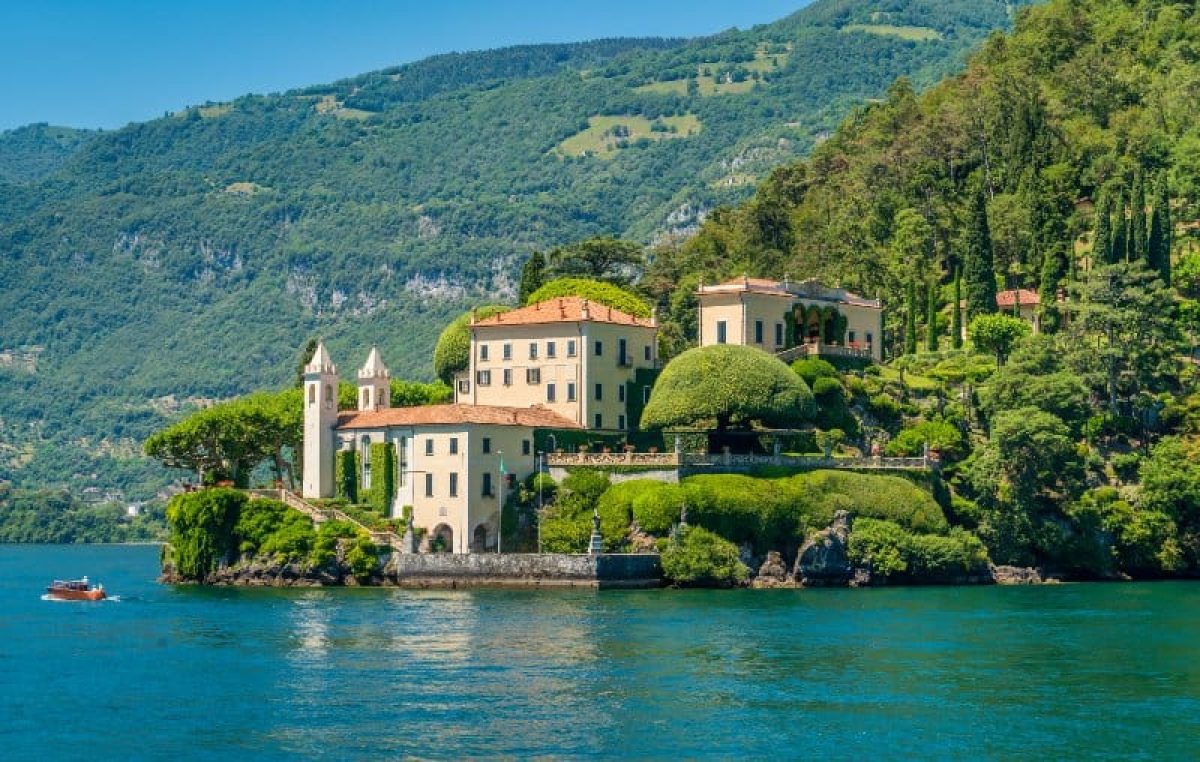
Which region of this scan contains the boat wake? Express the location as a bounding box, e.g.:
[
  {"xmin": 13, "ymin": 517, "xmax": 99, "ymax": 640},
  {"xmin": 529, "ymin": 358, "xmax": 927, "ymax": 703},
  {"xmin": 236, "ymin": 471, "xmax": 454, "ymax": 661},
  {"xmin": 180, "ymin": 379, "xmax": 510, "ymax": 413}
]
[{"xmin": 40, "ymin": 594, "xmax": 120, "ymax": 603}]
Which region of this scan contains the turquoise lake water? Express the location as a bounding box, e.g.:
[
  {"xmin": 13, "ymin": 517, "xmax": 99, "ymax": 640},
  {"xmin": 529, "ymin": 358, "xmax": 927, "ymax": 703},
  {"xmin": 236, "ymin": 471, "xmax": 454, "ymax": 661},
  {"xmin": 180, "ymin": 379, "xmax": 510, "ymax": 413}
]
[{"xmin": 2, "ymin": 545, "xmax": 1199, "ymax": 760}]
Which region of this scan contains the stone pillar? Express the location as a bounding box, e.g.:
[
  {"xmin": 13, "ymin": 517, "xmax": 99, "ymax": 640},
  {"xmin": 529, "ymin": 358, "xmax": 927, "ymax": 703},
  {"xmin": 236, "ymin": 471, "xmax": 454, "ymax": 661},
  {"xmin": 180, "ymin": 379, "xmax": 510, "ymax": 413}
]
[{"xmin": 401, "ymin": 514, "xmax": 417, "ymax": 554}]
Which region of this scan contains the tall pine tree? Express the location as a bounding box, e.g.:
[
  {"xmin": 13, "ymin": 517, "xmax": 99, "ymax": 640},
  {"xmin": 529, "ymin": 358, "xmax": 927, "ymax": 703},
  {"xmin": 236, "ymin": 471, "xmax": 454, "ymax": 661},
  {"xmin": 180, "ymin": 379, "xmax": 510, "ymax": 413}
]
[
  {"xmin": 518, "ymin": 251, "xmax": 546, "ymax": 304},
  {"xmin": 1111, "ymin": 188, "xmax": 1128, "ymax": 264},
  {"xmin": 1092, "ymin": 189, "xmax": 1111, "ymax": 266},
  {"xmin": 1129, "ymin": 169, "xmax": 1147, "ymax": 263},
  {"xmin": 963, "ymin": 186, "xmax": 998, "ymax": 319},
  {"xmin": 1147, "ymin": 174, "xmax": 1171, "ymax": 286},
  {"xmin": 1038, "ymin": 243, "xmax": 1067, "ymax": 333},
  {"xmin": 925, "ymin": 283, "xmax": 939, "ymax": 352},
  {"xmin": 951, "ymin": 269, "xmax": 963, "ymax": 349},
  {"xmin": 905, "ymin": 280, "xmax": 918, "ymax": 355}
]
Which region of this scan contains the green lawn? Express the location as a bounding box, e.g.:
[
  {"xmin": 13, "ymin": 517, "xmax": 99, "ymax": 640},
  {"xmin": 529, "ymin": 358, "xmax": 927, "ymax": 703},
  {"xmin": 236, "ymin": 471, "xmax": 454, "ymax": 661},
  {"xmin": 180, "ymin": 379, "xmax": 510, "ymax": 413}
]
[
  {"xmin": 556, "ymin": 114, "xmax": 702, "ymax": 158},
  {"xmin": 841, "ymin": 24, "xmax": 943, "ymax": 42}
]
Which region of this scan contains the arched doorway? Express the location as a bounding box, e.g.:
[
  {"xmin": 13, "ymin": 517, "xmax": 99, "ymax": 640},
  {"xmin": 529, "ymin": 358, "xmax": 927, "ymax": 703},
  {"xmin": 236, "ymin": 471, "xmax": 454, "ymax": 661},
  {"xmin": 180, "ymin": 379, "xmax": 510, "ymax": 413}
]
[
  {"xmin": 472, "ymin": 524, "xmax": 489, "ymax": 553},
  {"xmin": 431, "ymin": 523, "xmax": 454, "ymax": 553}
]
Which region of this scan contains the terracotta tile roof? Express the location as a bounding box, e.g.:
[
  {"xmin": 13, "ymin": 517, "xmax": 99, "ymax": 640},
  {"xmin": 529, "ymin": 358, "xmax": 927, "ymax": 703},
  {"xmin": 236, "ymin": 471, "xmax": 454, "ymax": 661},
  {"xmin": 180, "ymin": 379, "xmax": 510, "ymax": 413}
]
[
  {"xmin": 698, "ymin": 276, "xmax": 881, "ymax": 309},
  {"xmin": 336, "ymin": 404, "xmax": 582, "ymax": 431},
  {"xmin": 471, "ymin": 296, "xmax": 654, "ymax": 328},
  {"xmin": 996, "ymin": 289, "xmax": 1041, "ymax": 308}
]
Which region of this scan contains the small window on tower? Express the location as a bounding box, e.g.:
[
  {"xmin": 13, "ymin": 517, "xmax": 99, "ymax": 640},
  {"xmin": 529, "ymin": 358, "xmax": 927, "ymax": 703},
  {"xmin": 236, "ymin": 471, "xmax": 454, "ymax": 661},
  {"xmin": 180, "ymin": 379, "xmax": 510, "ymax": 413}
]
[{"xmin": 308, "ymin": 385, "xmax": 316, "ymax": 405}]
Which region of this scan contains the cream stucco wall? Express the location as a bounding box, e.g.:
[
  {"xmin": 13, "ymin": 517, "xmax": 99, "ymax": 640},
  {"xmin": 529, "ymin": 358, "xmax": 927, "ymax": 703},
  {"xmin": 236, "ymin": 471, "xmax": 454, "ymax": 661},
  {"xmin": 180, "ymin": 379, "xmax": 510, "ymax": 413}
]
[
  {"xmin": 463, "ymin": 320, "xmax": 657, "ymax": 431},
  {"xmin": 698, "ymin": 290, "xmax": 883, "ymax": 361},
  {"xmin": 337, "ymin": 423, "xmax": 539, "ymax": 554}
]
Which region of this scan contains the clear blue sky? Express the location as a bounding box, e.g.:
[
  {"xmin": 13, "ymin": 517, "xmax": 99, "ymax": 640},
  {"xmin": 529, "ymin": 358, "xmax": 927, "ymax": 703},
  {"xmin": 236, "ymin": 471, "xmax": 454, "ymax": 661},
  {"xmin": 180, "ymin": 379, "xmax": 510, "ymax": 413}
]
[{"xmin": 0, "ymin": 0, "xmax": 810, "ymax": 131}]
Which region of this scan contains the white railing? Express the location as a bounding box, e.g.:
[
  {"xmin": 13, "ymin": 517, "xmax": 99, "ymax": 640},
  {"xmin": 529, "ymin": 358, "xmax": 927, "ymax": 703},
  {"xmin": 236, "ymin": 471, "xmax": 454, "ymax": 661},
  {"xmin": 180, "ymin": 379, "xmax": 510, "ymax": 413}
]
[
  {"xmin": 776, "ymin": 342, "xmax": 873, "ymax": 364},
  {"xmin": 546, "ymin": 452, "xmax": 680, "ymax": 468},
  {"xmin": 545, "ymin": 452, "xmax": 930, "ymax": 471}
]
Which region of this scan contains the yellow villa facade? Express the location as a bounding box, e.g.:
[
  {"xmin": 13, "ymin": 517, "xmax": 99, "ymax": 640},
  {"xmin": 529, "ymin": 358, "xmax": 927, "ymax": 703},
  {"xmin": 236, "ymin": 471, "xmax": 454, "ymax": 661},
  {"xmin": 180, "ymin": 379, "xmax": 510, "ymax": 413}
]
[
  {"xmin": 457, "ymin": 296, "xmax": 659, "ymax": 432},
  {"xmin": 696, "ymin": 276, "xmax": 884, "ymax": 362}
]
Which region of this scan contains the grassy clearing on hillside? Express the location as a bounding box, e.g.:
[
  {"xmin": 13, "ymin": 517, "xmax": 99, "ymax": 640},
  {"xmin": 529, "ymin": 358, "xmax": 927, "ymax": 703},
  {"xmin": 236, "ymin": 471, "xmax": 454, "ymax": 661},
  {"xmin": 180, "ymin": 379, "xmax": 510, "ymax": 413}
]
[
  {"xmin": 877, "ymin": 366, "xmax": 941, "ymax": 391},
  {"xmin": 198, "ymin": 104, "xmax": 232, "ymax": 119},
  {"xmin": 223, "ymin": 182, "xmax": 269, "ymax": 196},
  {"xmin": 841, "ymin": 24, "xmax": 943, "ymax": 42},
  {"xmin": 556, "ymin": 114, "xmax": 701, "ymax": 158},
  {"xmin": 633, "ymin": 45, "xmax": 787, "ymax": 97},
  {"xmin": 313, "ymin": 94, "xmax": 375, "ymax": 120}
]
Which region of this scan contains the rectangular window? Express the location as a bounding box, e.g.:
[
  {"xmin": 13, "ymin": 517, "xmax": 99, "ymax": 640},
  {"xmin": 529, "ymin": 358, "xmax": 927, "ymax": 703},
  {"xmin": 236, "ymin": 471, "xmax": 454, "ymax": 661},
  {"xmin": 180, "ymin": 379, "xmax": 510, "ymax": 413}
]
[
  {"xmin": 424, "ymin": 472, "xmax": 433, "ymax": 497},
  {"xmin": 526, "ymin": 367, "xmax": 541, "ymax": 384},
  {"xmin": 547, "ymin": 341, "xmax": 556, "ymax": 358},
  {"xmin": 529, "ymin": 342, "xmax": 538, "ymax": 360},
  {"xmin": 547, "ymin": 383, "xmax": 556, "ymax": 402},
  {"xmin": 502, "ymin": 343, "xmax": 512, "ymax": 360},
  {"xmin": 716, "ymin": 320, "xmax": 728, "ymax": 344},
  {"xmin": 775, "ymin": 322, "xmax": 784, "ymax": 346},
  {"xmin": 755, "ymin": 320, "xmax": 764, "ymax": 344},
  {"xmin": 482, "ymin": 472, "xmax": 493, "ymax": 497},
  {"xmin": 425, "ymin": 438, "xmax": 434, "ymax": 456},
  {"xmin": 594, "ymin": 340, "xmax": 603, "ymax": 357},
  {"xmin": 480, "ymin": 344, "xmax": 489, "ymax": 361},
  {"xmin": 644, "ymin": 345, "xmax": 651, "ymax": 361},
  {"xmin": 522, "ymin": 440, "xmax": 531, "ymax": 456},
  {"xmin": 567, "ymin": 382, "xmax": 576, "ymax": 402},
  {"xmin": 476, "ymin": 369, "xmax": 491, "ymax": 386},
  {"xmin": 457, "ymin": 378, "xmax": 470, "ymax": 395},
  {"xmin": 449, "ymin": 473, "xmax": 458, "ymax": 498},
  {"xmin": 482, "ymin": 437, "xmax": 491, "ymax": 454},
  {"xmin": 398, "ymin": 439, "xmax": 407, "ymax": 487},
  {"xmin": 618, "ymin": 414, "xmax": 626, "ymax": 430},
  {"xmin": 618, "ymin": 338, "xmax": 628, "ymax": 365},
  {"xmin": 595, "ymin": 383, "xmax": 603, "ymax": 401},
  {"xmin": 449, "ymin": 437, "xmax": 458, "ymax": 455},
  {"xmin": 866, "ymin": 332, "xmax": 874, "ymax": 346},
  {"xmin": 503, "ymin": 368, "xmax": 512, "ymax": 387},
  {"xmin": 594, "ymin": 413, "xmax": 603, "ymax": 429},
  {"xmin": 848, "ymin": 330, "xmax": 857, "ymax": 344},
  {"xmin": 567, "ymin": 339, "xmax": 577, "ymax": 357},
  {"xmin": 619, "ymin": 385, "xmax": 626, "ymax": 403}
]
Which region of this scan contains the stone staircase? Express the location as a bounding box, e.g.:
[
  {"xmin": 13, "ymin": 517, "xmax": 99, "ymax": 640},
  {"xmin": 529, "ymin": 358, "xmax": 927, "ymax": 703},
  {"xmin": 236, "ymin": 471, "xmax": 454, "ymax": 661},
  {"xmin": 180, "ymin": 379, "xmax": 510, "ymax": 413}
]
[{"xmin": 245, "ymin": 488, "xmax": 403, "ymax": 548}]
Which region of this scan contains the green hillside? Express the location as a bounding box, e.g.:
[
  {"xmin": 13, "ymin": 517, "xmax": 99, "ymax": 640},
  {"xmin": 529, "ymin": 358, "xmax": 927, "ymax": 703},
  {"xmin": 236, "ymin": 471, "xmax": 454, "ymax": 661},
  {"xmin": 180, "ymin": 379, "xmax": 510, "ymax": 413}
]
[{"xmin": 0, "ymin": 1, "xmax": 1024, "ymax": 499}]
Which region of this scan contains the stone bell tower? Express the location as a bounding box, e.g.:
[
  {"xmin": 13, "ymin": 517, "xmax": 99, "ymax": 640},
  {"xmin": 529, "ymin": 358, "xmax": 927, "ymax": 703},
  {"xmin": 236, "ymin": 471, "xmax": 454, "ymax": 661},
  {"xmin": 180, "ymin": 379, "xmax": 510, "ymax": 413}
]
[
  {"xmin": 357, "ymin": 346, "xmax": 390, "ymax": 412},
  {"xmin": 302, "ymin": 341, "xmax": 338, "ymax": 499}
]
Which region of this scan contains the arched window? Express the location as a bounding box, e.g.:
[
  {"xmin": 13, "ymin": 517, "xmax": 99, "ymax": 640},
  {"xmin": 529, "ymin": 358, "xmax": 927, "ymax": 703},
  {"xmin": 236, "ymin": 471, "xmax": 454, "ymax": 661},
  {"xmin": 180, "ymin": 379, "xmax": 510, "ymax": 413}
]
[
  {"xmin": 324, "ymin": 384, "xmax": 333, "ymax": 407},
  {"xmin": 308, "ymin": 384, "xmax": 316, "ymax": 405},
  {"xmin": 362, "ymin": 387, "xmax": 371, "ymax": 409}
]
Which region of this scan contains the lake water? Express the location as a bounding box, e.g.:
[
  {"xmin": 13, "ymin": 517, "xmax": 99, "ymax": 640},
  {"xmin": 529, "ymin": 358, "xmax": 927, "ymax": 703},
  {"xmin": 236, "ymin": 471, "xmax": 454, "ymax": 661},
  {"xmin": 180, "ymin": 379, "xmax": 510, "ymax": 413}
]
[{"xmin": 1, "ymin": 545, "xmax": 1198, "ymax": 759}]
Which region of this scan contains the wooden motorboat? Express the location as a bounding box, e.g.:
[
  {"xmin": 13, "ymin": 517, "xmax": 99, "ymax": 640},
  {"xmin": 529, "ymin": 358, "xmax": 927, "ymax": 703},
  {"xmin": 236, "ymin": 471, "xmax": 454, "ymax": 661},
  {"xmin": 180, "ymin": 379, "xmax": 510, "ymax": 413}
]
[{"xmin": 46, "ymin": 577, "xmax": 106, "ymax": 601}]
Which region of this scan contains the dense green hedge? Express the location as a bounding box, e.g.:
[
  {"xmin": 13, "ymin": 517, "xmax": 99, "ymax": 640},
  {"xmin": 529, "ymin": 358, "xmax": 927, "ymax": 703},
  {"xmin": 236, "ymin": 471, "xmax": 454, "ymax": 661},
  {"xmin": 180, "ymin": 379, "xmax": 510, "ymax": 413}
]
[
  {"xmin": 525, "ymin": 278, "xmax": 651, "ymax": 317},
  {"xmin": 335, "ymin": 450, "xmax": 359, "ymax": 502},
  {"xmin": 367, "ymin": 442, "xmax": 396, "ymax": 514},
  {"xmin": 848, "ymin": 518, "xmax": 989, "ymax": 580},
  {"xmin": 661, "ymin": 526, "xmax": 749, "ymax": 586}
]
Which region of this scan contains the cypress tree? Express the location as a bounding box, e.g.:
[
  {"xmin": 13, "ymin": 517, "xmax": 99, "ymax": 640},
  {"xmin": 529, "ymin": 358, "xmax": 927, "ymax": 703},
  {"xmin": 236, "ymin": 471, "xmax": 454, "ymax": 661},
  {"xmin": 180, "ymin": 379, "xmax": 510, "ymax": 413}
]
[
  {"xmin": 1038, "ymin": 243, "xmax": 1066, "ymax": 333},
  {"xmin": 951, "ymin": 269, "xmax": 963, "ymax": 349},
  {"xmin": 1130, "ymin": 169, "xmax": 1147, "ymax": 263},
  {"xmin": 905, "ymin": 281, "xmax": 918, "ymax": 355},
  {"xmin": 1092, "ymin": 189, "xmax": 1111, "ymax": 267},
  {"xmin": 1148, "ymin": 174, "xmax": 1171, "ymax": 285},
  {"xmin": 925, "ymin": 283, "xmax": 939, "ymax": 352},
  {"xmin": 518, "ymin": 251, "xmax": 546, "ymax": 304},
  {"xmin": 963, "ymin": 186, "xmax": 998, "ymax": 319},
  {"xmin": 1111, "ymin": 188, "xmax": 1128, "ymax": 264}
]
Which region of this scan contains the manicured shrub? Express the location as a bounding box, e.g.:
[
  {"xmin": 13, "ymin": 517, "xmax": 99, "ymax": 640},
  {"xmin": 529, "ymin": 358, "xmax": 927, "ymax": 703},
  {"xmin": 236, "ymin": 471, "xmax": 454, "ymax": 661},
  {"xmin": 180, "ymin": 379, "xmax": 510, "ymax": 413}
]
[
  {"xmin": 848, "ymin": 517, "xmax": 988, "ymax": 580},
  {"xmin": 885, "ymin": 419, "xmax": 966, "ymax": 460},
  {"xmin": 811, "ymin": 376, "xmax": 843, "ymax": 399},
  {"xmin": 792, "ymin": 357, "xmax": 839, "ymax": 388},
  {"xmin": 525, "ymin": 277, "xmax": 651, "ymax": 317},
  {"xmin": 661, "ymin": 526, "xmax": 749, "ymax": 586},
  {"xmin": 433, "ymin": 305, "xmax": 512, "ymax": 383},
  {"xmin": 367, "ymin": 442, "xmax": 396, "ymax": 513},
  {"xmin": 632, "ymin": 483, "xmax": 688, "ymax": 535}
]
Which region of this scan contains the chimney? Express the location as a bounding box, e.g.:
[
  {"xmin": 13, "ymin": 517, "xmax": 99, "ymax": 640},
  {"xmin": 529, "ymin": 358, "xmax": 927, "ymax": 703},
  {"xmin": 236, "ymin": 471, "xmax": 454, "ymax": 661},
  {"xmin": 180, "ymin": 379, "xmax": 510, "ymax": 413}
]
[
  {"xmin": 743, "ymin": 272, "xmax": 749, "ymax": 288},
  {"xmin": 470, "ymin": 307, "xmax": 477, "ymax": 325},
  {"xmin": 651, "ymin": 306, "xmax": 658, "ymax": 327},
  {"xmin": 581, "ymin": 299, "xmax": 590, "ymax": 320}
]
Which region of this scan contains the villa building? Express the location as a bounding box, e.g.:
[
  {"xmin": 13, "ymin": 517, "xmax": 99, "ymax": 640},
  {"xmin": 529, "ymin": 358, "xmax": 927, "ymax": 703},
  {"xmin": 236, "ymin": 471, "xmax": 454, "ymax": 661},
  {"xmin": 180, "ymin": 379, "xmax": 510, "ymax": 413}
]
[
  {"xmin": 301, "ymin": 277, "xmax": 883, "ymax": 553},
  {"xmin": 696, "ymin": 276, "xmax": 884, "ymax": 362},
  {"xmin": 960, "ymin": 289, "xmax": 1046, "ymax": 341},
  {"xmin": 302, "ymin": 343, "xmax": 580, "ymax": 553},
  {"xmin": 456, "ymin": 296, "xmax": 659, "ymax": 432}
]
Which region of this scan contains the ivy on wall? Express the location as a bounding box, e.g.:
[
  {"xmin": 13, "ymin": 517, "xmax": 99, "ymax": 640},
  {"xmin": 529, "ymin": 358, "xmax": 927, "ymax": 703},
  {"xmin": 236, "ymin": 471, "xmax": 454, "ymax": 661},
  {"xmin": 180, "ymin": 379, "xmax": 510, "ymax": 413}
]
[
  {"xmin": 367, "ymin": 442, "xmax": 396, "ymax": 514},
  {"xmin": 335, "ymin": 450, "xmax": 359, "ymax": 503}
]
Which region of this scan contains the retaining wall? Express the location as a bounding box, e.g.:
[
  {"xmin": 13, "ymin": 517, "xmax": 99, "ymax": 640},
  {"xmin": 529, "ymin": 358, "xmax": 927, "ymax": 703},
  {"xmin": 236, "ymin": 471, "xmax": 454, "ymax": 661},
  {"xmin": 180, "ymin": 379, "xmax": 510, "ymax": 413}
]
[{"xmin": 383, "ymin": 552, "xmax": 663, "ymax": 589}]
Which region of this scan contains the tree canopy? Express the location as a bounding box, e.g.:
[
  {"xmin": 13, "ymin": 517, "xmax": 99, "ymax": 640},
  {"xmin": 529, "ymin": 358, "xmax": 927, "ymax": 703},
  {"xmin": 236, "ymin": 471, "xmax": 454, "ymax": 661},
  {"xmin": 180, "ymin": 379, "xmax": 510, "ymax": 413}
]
[
  {"xmin": 641, "ymin": 345, "xmax": 814, "ymax": 431},
  {"xmin": 525, "ymin": 277, "xmax": 652, "ymax": 318},
  {"xmin": 432, "ymin": 305, "xmax": 511, "ymax": 384}
]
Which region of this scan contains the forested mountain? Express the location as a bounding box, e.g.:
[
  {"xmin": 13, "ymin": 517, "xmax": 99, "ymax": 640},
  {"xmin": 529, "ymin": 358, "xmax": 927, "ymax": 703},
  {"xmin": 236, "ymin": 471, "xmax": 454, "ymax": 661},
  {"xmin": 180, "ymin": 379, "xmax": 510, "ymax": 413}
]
[{"xmin": 0, "ymin": 0, "xmax": 1023, "ymax": 499}]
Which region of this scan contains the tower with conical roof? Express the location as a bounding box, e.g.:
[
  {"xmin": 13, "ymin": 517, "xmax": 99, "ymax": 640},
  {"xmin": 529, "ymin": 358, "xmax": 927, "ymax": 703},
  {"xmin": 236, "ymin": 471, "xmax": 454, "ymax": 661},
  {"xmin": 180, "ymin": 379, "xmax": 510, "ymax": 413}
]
[
  {"xmin": 302, "ymin": 341, "xmax": 339, "ymax": 498},
  {"xmin": 357, "ymin": 346, "xmax": 390, "ymax": 412}
]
